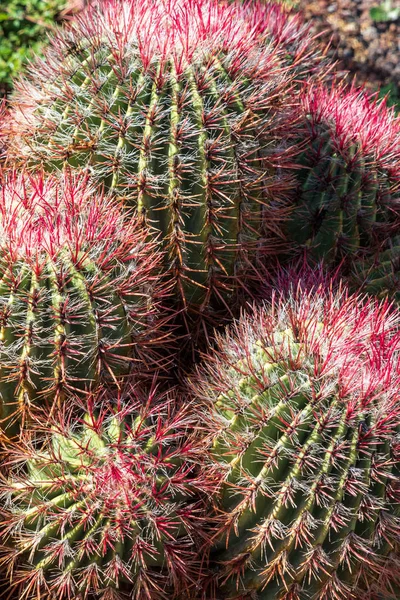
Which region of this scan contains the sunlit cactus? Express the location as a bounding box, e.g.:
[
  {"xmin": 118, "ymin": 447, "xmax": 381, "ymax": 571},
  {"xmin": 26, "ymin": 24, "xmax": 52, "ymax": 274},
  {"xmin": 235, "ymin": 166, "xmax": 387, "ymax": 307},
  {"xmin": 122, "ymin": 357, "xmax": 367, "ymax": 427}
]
[
  {"xmin": 285, "ymin": 83, "xmax": 400, "ymax": 264},
  {"xmin": 0, "ymin": 172, "xmax": 167, "ymax": 437},
  {"xmin": 6, "ymin": 0, "xmax": 323, "ymax": 308},
  {"xmin": 191, "ymin": 282, "xmax": 400, "ymax": 599},
  {"xmin": 0, "ymin": 386, "xmax": 218, "ymax": 599}
]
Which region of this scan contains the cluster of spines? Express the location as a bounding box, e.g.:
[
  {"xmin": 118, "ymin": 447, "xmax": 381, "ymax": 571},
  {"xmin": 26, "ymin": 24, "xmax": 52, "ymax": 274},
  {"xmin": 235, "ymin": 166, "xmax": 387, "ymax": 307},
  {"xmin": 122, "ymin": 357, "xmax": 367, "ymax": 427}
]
[
  {"xmin": 285, "ymin": 83, "xmax": 400, "ymax": 263},
  {"xmin": 192, "ymin": 285, "xmax": 400, "ymax": 599},
  {"xmin": 5, "ymin": 0, "xmax": 323, "ymax": 308},
  {"xmin": 0, "ymin": 386, "xmax": 219, "ymax": 600},
  {"xmin": 0, "ymin": 172, "xmax": 169, "ymax": 436}
]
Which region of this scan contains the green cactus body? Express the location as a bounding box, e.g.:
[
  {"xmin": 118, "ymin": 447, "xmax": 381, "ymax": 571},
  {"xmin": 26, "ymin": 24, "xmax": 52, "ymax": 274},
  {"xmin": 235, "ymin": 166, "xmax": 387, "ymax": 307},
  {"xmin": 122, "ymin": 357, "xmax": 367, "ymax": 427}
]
[
  {"xmin": 8, "ymin": 0, "xmax": 322, "ymax": 307},
  {"xmin": 0, "ymin": 255, "xmax": 130, "ymax": 432},
  {"xmin": 0, "ymin": 173, "xmax": 164, "ymax": 436},
  {"xmin": 285, "ymin": 85, "xmax": 400, "ymax": 265},
  {"xmin": 193, "ymin": 288, "xmax": 400, "ymax": 599},
  {"xmin": 351, "ymin": 237, "xmax": 400, "ymax": 302},
  {"xmin": 0, "ymin": 393, "xmax": 215, "ymax": 599}
]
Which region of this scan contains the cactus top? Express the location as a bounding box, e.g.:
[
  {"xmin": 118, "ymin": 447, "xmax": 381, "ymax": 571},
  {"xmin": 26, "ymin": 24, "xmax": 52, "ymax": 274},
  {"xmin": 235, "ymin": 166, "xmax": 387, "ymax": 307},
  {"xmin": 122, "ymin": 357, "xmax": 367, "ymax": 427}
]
[
  {"xmin": 7, "ymin": 0, "xmax": 321, "ymax": 307},
  {"xmin": 0, "ymin": 389, "xmax": 218, "ymax": 599},
  {"xmin": 0, "ymin": 172, "xmax": 144, "ymax": 264}
]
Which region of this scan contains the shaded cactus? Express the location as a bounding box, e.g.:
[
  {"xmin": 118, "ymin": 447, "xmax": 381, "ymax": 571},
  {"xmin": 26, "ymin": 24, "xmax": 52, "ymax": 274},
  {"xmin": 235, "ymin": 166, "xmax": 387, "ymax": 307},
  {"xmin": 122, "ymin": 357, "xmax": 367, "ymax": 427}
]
[
  {"xmin": 285, "ymin": 84, "xmax": 400, "ymax": 263},
  {"xmin": 192, "ymin": 283, "xmax": 400, "ymax": 599},
  {"xmin": 350, "ymin": 237, "xmax": 400, "ymax": 303},
  {"xmin": 6, "ymin": 0, "xmax": 323, "ymax": 308},
  {"xmin": 0, "ymin": 172, "xmax": 166, "ymax": 436},
  {"xmin": 0, "ymin": 387, "xmax": 218, "ymax": 599}
]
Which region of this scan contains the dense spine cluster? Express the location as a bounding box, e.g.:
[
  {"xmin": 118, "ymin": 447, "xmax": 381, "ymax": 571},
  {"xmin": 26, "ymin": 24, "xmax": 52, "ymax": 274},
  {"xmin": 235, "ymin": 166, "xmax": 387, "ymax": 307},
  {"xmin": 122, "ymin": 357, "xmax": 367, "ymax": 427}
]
[
  {"xmin": 0, "ymin": 172, "xmax": 165, "ymax": 436},
  {"xmin": 6, "ymin": 0, "xmax": 323, "ymax": 307},
  {"xmin": 0, "ymin": 388, "xmax": 217, "ymax": 599},
  {"xmin": 286, "ymin": 84, "xmax": 400, "ymax": 264},
  {"xmin": 192, "ymin": 286, "xmax": 400, "ymax": 599}
]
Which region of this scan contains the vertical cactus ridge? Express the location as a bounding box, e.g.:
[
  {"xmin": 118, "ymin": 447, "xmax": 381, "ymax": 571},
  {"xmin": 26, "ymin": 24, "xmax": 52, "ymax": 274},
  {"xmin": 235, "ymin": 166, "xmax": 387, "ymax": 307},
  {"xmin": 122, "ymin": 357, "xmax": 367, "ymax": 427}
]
[
  {"xmin": 191, "ymin": 283, "xmax": 400, "ymax": 599},
  {"xmin": 0, "ymin": 172, "xmax": 167, "ymax": 437},
  {"xmin": 350, "ymin": 236, "xmax": 400, "ymax": 302},
  {"xmin": 0, "ymin": 387, "xmax": 219, "ymax": 600},
  {"xmin": 286, "ymin": 83, "xmax": 400, "ymax": 264},
  {"xmin": 6, "ymin": 0, "xmax": 324, "ymax": 308}
]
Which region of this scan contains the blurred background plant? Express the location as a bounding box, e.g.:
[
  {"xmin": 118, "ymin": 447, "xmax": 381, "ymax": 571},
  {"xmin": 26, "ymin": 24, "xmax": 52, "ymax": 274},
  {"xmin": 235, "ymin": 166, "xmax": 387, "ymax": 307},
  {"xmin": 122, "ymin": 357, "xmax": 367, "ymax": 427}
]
[{"xmin": 0, "ymin": 0, "xmax": 86, "ymax": 97}]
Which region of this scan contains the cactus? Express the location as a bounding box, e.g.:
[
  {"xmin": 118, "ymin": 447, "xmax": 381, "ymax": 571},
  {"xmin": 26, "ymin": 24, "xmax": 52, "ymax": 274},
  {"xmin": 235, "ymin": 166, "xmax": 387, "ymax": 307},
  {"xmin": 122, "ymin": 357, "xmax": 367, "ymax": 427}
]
[
  {"xmin": 0, "ymin": 387, "xmax": 218, "ymax": 599},
  {"xmin": 6, "ymin": 0, "xmax": 323, "ymax": 308},
  {"xmin": 0, "ymin": 171, "xmax": 166, "ymax": 437},
  {"xmin": 351, "ymin": 237, "xmax": 400, "ymax": 302},
  {"xmin": 192, "ymin": 283, "xmax": 400, "ymax": 599},
  {"xmin": 285, "ymin": 84, "xmax": 400, "ymax": 264}
]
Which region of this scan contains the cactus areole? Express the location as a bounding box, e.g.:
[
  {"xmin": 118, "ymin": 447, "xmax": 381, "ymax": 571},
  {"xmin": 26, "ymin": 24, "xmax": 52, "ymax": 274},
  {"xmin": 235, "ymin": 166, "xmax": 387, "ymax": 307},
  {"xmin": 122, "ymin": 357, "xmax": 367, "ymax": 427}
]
[
  {"xmin": 8, "ymin": 0, "xmax": 321, "ymax": 307},
  {"xmin": 193, "ymin": 284, "xmax": 400, "ymax": 599},
  {"xmin": 0, "ymin": 173, "xmax": 164, "ymax": 436}
]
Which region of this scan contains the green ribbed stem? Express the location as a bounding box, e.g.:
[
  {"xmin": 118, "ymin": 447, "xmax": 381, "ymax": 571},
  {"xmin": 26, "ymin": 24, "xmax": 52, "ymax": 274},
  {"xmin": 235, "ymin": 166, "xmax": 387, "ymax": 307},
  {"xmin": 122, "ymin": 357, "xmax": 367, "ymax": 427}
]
[
  {"xmin": 286, "ymin": 132, "xmax": 393, "ymax": 263},
  {"xmin": 0, "ymin": 255, "xmax": 133, "ymax": 437},
  {"xmin": 351, "ymin": 237, "xmax": 400, "ymax": 301}
]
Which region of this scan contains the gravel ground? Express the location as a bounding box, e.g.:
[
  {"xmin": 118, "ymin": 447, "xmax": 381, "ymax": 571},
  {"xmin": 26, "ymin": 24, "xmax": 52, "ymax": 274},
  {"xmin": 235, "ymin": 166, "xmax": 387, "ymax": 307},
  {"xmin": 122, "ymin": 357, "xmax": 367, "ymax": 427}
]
[{"xmin": 298, "ymin": 0, "xmax": 400, "ymax": 101}]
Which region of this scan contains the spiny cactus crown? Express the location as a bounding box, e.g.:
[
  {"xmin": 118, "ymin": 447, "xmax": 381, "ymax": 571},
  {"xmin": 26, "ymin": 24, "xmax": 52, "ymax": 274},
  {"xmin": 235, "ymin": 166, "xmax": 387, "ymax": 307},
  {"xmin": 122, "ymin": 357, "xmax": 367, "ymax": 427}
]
[
  {"xmin": 0, "ymin": 172, "xmax": 166, "ymax": 435},
  {"xmin": 0, "ymin": 387, "xmax": 218, "ymax": 600},
  {"xmin": 286, "ymin": 83, "xmax": 400, "ymax": 263},
  {"xmin": 7, "ymin": 0, "xmax": 322, "ymax": 307},
  {"xmin": 192, "ymin": 283, "xmax": 400, "ymax": 600}
]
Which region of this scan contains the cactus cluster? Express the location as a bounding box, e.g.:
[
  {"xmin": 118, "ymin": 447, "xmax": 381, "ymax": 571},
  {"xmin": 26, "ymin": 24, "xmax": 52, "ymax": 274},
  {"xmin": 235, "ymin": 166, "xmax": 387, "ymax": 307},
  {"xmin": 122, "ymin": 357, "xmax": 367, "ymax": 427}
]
[
  {"xmin": 0, "ymin": 1, "xmax": 400, "ymax": 600},
  {"xmin": 193, "ymin": 285, "xmax": 400, "ymax": 599},
  {"xmin": 5, "ymin": 0, "xmax": 323, "ymax": 308}
]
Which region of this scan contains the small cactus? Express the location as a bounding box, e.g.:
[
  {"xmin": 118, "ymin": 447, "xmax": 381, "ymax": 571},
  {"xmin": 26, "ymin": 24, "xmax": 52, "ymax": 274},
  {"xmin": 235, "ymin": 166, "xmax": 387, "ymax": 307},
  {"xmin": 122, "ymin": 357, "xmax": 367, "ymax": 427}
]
[
  {"xmin": 6, "ymin": 0, "xmax": 322, "ymax": 308},
  {"xmin": 0, "ymin": 387, "xmax": 217, "ymax": 599},
  {"xmin": 285, "ymin": 84, "xmax": 400, "ymax": 264},
  {"xmin": 192, "ymin": 282, "xmax": 400, "ymax": 599},
  {"xmin": 0, "ymin": 172, "xmax": 166, "ymax": 436}
]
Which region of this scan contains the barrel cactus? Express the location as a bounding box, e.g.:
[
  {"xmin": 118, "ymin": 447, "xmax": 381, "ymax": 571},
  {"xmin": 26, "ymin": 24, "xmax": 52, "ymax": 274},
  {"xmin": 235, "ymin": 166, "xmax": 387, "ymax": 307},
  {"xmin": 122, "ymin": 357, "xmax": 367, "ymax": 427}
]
[
  {"xmin": 0, "ymin": 172, "xmax": 166, "ymax": 437},
  {"xmin": 0, "ymin": 387, "xmax": 217, "ymax": 599},
  {"xmin": 192, "ymin": 283, "xmax": 400, "ymax": 599},
  {"xmin": 6, "ymin": 0, "xmax": 323, "ymax": 308},
  {"xmin": 285, "ymin": 84, "xmax": 400, "ymax": 264}
]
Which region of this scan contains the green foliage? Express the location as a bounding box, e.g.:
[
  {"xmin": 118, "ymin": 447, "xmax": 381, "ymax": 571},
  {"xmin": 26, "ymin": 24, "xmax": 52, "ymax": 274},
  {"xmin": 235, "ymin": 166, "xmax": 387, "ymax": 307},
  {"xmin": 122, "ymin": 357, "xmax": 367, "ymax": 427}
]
[
  {"xmin": 0, "ymin": 0, "xmax": 65, "ymax": 94},
  {"xmin": 370, "ymin": 1, "xmax": 400, "ymax": 23}
]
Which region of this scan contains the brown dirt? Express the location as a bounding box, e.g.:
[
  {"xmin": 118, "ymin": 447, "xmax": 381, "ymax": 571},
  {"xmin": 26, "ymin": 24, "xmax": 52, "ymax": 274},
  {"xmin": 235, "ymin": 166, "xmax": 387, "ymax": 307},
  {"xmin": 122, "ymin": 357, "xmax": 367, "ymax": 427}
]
[{"xmin": 298, "ymin": 0, "xmax": 400, "ymax": 97}]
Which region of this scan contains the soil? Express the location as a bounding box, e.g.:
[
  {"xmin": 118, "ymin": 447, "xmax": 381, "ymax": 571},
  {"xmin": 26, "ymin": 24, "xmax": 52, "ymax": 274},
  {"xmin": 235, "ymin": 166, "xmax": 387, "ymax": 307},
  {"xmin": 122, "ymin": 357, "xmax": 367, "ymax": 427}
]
[{"xmin": 298, "ymin": 0, "xmax": 400, "ymax": 100}]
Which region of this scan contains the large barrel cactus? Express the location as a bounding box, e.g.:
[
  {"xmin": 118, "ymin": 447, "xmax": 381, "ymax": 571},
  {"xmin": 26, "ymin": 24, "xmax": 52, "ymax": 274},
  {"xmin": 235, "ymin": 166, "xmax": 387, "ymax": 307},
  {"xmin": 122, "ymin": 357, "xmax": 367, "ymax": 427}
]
[
  {"xmin": 192, "ymin": 283, "xmax": 400, "ymax": 599},
  {"xmin": 285, "ymin": 84, "xmax": 400, "ymax": 265},
  {"xmin": 0, "ymin": 388, "xmax": 217, "ymax": 599},
  {"xmin": 6, "ymin": 0, "xmax": 322, "ymax": 307},
  {"xmin": 0, "ymin": 172, "xmax": 165, "ymax": 436}
]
